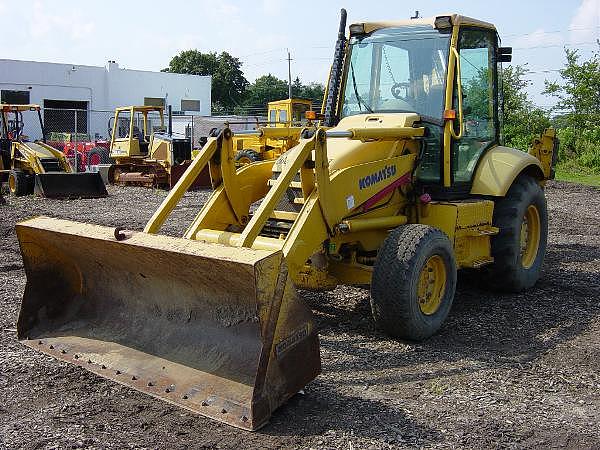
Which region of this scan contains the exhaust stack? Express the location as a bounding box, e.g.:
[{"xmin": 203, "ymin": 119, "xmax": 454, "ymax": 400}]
[{"xmin": 323, "ymin": 8, "xmax": 347, "ymax": 127}]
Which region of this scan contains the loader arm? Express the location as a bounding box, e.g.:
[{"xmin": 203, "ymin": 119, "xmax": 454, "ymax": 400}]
[
  {"xmin": 13, "ymin": 141, "xmax": 73, "ymax": 173},
  {"xmin": 149, "ymin": 124, "xmax": 422, "ymax": 285}
]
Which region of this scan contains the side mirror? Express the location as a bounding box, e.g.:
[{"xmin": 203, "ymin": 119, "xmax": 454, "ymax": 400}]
[{"xmin": 498, "ymin": 46, "xmax": 512, "ymax": 63}]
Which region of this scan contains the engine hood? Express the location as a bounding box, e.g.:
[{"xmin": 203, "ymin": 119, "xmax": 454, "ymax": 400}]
[
  {"xmin": 326, "ymin": 113, "xmax": 420, "ymax": 172},
  {"xmin": 272, "ymin": 112, "xmax": 420, "ymax": 175}
]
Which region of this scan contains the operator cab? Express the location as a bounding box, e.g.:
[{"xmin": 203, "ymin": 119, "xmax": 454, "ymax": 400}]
[
  {"xmin": 267, "ymin": 98, "xmax": 313, "ymax": 127},
  {"xmin": 0, "ymin": 104, "xmax": 45, "ymax": 171},
  {"xmin": 109, "ymin": 106, "xmax": 164, "ymax": 158},
  {"xmin": 342, "ymin": 15, "xmax": 510, "ymax": 198}
]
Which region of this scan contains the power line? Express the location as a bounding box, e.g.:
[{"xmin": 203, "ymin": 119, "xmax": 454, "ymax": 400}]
[
  {"xmin": 239, "ymin": 48, "xmax": 284, "ymax": 58},
  {"xmin": 511, "ymin": 41, "xmax": 599, "ymax": 50},
  {"xmin": 503, "ymin": 25, "xmax": 600, "ymax": 38}
]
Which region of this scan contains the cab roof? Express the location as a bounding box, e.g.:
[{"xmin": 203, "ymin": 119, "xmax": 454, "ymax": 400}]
[
  {"xmin": 267, "ymin": 98, "xmax": 313, "ymax": 107},
  {"xmin": 351, "ymin": 14, "xmax": 496, "ymax": 35},
  {"xmin": 1, "ymin": 104, "xmax": 41, "ymax": 112},
  {"xmin": 115, "ymin": 105, "xmax": 164, "ymax": 112}
]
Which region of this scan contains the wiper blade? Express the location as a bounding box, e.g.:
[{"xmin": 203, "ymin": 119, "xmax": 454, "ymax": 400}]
[{"xmin": 350, "ymin": 62, "xmax": 373, "ymax": 113}]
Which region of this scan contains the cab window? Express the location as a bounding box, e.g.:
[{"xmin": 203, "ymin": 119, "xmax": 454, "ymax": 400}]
[
  {"xmin": 278, "ymin": 109, "xmax": 288, "ymax": 123},
  {"xmin": 452, "ymin": 28, "xmax": 498, "ymax": 184}
]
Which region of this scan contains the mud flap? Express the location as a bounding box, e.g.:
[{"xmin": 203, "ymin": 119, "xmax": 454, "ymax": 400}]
[
  {"xmin": 16, "ymin": 217, "xmax": 320, "ymax": 430},
  {"xmin": 34, "ymin": 172, "xmax": 107, "ymax": 199}
]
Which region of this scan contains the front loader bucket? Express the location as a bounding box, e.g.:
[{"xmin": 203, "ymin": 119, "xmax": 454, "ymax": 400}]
[
  {"xmin": 16, "ymin": 217, "xmax": 320, "ymax": 430},
  {"xmin": 34, "ymin": 172, "xmax": 108, "ymax": 199}
]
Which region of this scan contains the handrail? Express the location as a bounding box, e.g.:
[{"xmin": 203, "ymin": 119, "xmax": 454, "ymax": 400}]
[{"xmin": 449, "ymin": 47, "xmax": 464, "ymax": 140}]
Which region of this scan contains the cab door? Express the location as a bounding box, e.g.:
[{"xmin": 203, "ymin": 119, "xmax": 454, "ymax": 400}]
[{"xmin": 451, "ymin": 27, "xmax": 499, "ymax": 190}]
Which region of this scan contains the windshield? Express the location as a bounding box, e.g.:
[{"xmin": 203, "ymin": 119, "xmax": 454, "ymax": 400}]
[{"xmin": 341, "ymin": 25, "xmax": 451, "ymax": 121}]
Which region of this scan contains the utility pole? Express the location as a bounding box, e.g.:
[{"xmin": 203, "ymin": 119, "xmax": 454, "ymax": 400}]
[{"xmin": 287, "ymin": 49, "xmax": 292, "ymax": 100}]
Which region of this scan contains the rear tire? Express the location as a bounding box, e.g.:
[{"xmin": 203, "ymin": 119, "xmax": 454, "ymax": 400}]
[
  {"xmin": 8, "ymin": 170, "xmax": 30, "ymax": 196},
  {"xmin": 235, "ymin": 149, "xmax": 261, "ymax": 166},
  {"xmin": 484, "ymin": 175, "xmax": 548, "ymax": 292},
  {"xmin": 370, "ymin": 224, "xmax": 457, "ymax": 341}
]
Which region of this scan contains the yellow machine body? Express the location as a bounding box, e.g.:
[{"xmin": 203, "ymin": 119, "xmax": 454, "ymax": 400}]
[
  {"xmin": 109, "ymin": 105, "xmax": 165, "ymax": 160},
  {"xmin": 0, "ymin": 104, "xmax": 107, "ymax": 198},
  {"xmin": 233, "ymin": 98, "xmax": 312, "ymax": 164},
  {"xmin": 16, "ymin": 12, "xmax": 558, "ymax": 430},
  {"xmin": 108, "ymin": 105, "xmax": 208, "ymax": 188}
]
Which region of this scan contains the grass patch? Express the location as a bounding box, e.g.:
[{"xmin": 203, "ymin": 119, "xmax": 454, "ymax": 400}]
[
  {"xmin": 554, "ymin": 163, "xmax": 600, "ymax": 187},
  {"xmin": 428, "ymin": 379, "xmax": 449, "ymax": 395}
]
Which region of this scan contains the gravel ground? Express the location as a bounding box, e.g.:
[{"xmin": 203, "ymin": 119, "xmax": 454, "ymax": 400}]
[{"xmin": 0, "ymin": 181, "xmax": 599, "ymax": 449}]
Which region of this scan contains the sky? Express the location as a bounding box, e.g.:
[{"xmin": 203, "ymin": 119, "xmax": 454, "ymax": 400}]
[{"xmin": 0, "ymin": 0, "xmax": 598, "ymax": 109}]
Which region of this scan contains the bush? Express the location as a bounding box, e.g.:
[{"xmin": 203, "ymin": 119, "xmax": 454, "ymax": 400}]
[
  {"xmin": 555, "ymin": 127, "xmax": 600, "ymax": 172},
  {"xmin": 577, "ymin": 141, "xmax": 600, "ymax": 170}
]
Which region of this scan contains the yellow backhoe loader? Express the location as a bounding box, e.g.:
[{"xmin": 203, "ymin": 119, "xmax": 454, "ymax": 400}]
[
  {"xmin": 16, "ymin": 11, "xmax": 558, "ymax": 430},
  {"xmin": 0, "ymin": 104, "xmax": 107, "ymax": 198},
  {"xmin": 108, "ymin": 105, "xmax": 210, "ymax": 188},
  {"xmin": 233, "ymin": 98, "xmax": 313, "ymax": 165}
]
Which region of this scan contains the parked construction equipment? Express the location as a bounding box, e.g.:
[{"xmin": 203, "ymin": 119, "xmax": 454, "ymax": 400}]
[
  {"xmin": 0, "ymin": 104, "xmax": 107, "ymax": 198},
  {"xmin": 48, "ymin": 132, "xmax": 111, "ymax": 172},
  {"xmin": 233, "ymin": 98, "xmax": 313, "ymax": 165},
  {"xmin": 107, "ymin": 105, "xmax": 209, "ymax": 188},
  {"xmin": 17, "ymin": 11, "xmax": 557, "ymax": 430}
]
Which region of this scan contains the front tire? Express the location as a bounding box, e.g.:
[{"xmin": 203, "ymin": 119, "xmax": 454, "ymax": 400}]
[
  {"xmin": 370, "ymin": 224, "xmax": 457, "ymax": 341},
  {"xmin": 8, "ymin": 170, "xmax": 31, "ymax": 196},
  {"xmin": 484, "ymin": 175, "xmax": 548, "ymax": 291}
]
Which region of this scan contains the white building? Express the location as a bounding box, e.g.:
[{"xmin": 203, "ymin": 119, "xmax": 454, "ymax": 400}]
[{"xmin": 0, "ymin": 59, "xmax": 211, "ymax": 141}]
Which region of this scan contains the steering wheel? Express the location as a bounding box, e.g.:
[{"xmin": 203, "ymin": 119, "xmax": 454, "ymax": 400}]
[{"xmin": 391, "ymin": 82, "xmax": 411, "ymax": 101}]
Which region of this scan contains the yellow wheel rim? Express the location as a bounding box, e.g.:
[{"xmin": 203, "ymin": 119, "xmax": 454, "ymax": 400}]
[
  {"xmin": 417, "ymin": 255, "xmax": 447, "ymax": 315},
  {"xmin": 520, "ymin": 204, "xmax": 541, "ymax": 269},
  {"xmin": 8, "ymin": 174, "xmax": 16, "ymax": 193}
]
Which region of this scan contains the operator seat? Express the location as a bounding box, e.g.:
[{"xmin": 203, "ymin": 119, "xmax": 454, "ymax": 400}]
[{"xmin": 133, "ymin": 126, "xmax": 149, "ymax": 154}]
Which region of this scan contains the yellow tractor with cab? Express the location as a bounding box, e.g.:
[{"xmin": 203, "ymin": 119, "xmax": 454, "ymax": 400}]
[
  {"xmin": 0, "ymin": 104, "xmax": 107, "ymax": 198},
  {"xmin": 16, "ymin": 11, "xmax": 557, "ymax": 431},
  {"xmin": 233, "ymin": 98, "xmax": 313, "ymax": 165},
  {"xmin": 108, "ymin": 105, "xmax": 209, "ymax": 188}
]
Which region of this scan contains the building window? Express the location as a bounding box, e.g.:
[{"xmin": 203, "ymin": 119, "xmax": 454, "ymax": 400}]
[
  {"xmin": 144, "ymin": 97, "xmax": 165, "ymax": 107},
  {"xmin": 181, "ymin": 99, "xmax": 201, "ymax": 111},
  {"xmin": 43, "ymin": 100, "xmax": 88, "ymax": 135},
  {"xmin": 1, "ymin": 90, "xmax": 30, "ymax": 104}
]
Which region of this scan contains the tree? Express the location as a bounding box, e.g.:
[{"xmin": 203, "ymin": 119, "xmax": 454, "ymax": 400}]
[
  {"xmin": 544, "ymin": 47, "xmax": 600, "ymax": 130},
  {"xmin": 543, "ymin": 48, "xmax": 600, "ymax": 170},
  {"xmin": 298, "ymin": 82, "xmax": 325, "ymax": 104},
  {"xmin": 501, "ymin": 65, "xmax": 551, "ymax": 151},
  {"xmin": 291, "ymin": 77, "xmax": 303, "ymax": 97},
  {"xmin": 243, "ymin": 74, "xmax": 289, "ymax": 109},
  {"xmin": 163, "ymin": 50, "xmax": 248, "ymax": 110}
]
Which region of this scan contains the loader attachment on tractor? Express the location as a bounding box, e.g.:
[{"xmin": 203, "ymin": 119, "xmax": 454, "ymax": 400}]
[
  {"xmin": 16, "ymin": 9, "xmax": 552, "ymax": 432},
  {"xmin": 34, "ymin": 172, "xmax": 107, "ymax": 198},
  {"xmin": 17, "ymin": 216, "xmax": 320, "ymax": 430}
]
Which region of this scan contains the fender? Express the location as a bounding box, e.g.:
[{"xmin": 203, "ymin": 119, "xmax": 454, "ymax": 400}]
[{"xmin": 471, "ymin": 146, "xmax": 544, "ymax": 197}]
